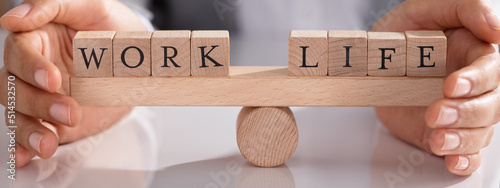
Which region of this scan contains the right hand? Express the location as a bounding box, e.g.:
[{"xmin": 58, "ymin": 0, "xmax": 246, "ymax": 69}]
[{"xmin": 0, "ymin": 0, "xmax": 148, "ymax": 167}]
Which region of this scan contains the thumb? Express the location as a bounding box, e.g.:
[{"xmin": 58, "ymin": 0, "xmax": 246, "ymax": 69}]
[
  {"xmin": 0, "ymin": 0, "xmax": 145, "ymax": 32},
  {"xmin": 372, "ymin": 0, "xmax": 500, "ymax": 44}
]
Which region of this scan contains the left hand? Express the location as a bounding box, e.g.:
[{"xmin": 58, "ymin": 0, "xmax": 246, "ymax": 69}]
[{"xmin": 373, "ymin": 0, "xmax": 499, "ymax": 176}]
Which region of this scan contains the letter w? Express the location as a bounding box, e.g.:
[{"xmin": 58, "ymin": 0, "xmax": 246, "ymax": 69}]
[{"xmin": 78, "ymin": 48, "xmax": 108, "ymax": 69}]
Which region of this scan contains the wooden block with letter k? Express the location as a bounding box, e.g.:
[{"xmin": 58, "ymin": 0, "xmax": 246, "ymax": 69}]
[{"xmin": 190, "ymin": 30, "xmax": 230, "ymax": 76}]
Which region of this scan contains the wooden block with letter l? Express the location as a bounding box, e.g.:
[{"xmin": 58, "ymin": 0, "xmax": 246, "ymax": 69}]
[
  {"xmin": 328, "ymin": 30, "xmax": 367, "ymax": 76},
  {"xmin": 405, "ymin": 30, "xmax": 447, "ymax": 76},
  {"xmin": 151, "ymin": 30, "xmax": 191, "ymax": 76},
  {"xmin": 113, "ymin": 31, "xmax": 153, "ymax": 76},
  {"xmin": 73, "ymin": 31, "xmax": 115, "ymax": 77},
  {"xmin": 190, "ymin": 30, "xmax": 230, "ymax": 76},
  {"xmin": 288, "ymin": 30, "xmax": 328, "ymax": 76},
  {"xmin": 367, "ymin": 32, "xmax": 406, "ymax": 76}
]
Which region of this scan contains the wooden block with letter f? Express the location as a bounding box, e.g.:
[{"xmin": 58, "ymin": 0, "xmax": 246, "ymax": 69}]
[
  {"xmin": 367, "ymin": 32, "xmax": 406, "ymax": 76},
  {"xmin": 191, "ymin": 30, "xmax": 230, "ymax": 76},
  {"xmin": 73, "ymin": 31, "xmax": 116, "ymax": 77},
  {"xmin": 113, "ymin": 31, "xmax": 153, "ymax": 76},
  {"xmin": 288, "ymin": 30, "xmax": 328, "ymax": 76},
  {"xmin": 405, "ymin": 30, "xmax": 447, "ymax": 77}
]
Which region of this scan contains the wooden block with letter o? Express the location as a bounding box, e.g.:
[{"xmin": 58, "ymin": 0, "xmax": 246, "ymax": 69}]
[
  {"xmin": 328, "ymin": 30, "xmax": 367, "ymax": 76},
  {"xmin": 190, "ymin": 30, "xmax": 230, "ymax": 76},
  {"xmin": 113, "ymin": 31, "xmax": 153, "ymax": 76},
  {"xmin": 405, "ymin": 30, "xmax": 447, "ymax": 77},
  {"xmin": 288, "ymin": 30, "xmax": 328, "ymax": 76},
  {"xmin": 368, "ymin": 32, "xmax": 406, "ymax": 76},
  {"xmin": 73, "ymin": 31, "xmax": 115, "ymax": 77},
  {"xmin": 151, "ymin": 30, "xmax": 191, "ymax": 76}
]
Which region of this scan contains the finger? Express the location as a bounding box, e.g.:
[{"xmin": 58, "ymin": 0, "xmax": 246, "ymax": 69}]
[
  {"xmin": 372, "ymin": 0, "xmax": 500, "ymax": 44},
  {"xmin": 443, "ymin": 32, "xmax": 500, "ymax": 98},
  {"xmin": 426, "ymin": 89, "xmax": 500, "ymax": 128},
  {"xmin": 445, "ymin": 151, "xmax": 483, "ymax": 176},
  {"xmin": 0, "ymin": 0, "xmax": 146, "ymax": 32},
  {"xmin": 5, "ymin": 112, "xmax": 59, "ymax": 159},
  {"xmin": 428, "ymin": 127, "xmax": 494, "ymax": 156},
  {"xmin": 4, "ymin": 31, "xmax": 62, "ymax": 92},
  {"xmin": 12, "ymin": 144, "xmax": 36, "ymax": 168},
  {"xmin": 0, "ymin": 69, "xmax": 82, "ymax": 126}
]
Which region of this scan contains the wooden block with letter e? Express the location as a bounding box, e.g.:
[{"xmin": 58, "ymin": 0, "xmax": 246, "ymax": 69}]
[
  {"xmin": 288, "ymin": 30, "xmax": 328, "ymax": 76},
  {"xmin": 328, "ymin": 30, "xmax": 367, "ymax": 76},
  {"xmin": 113, "ymin": 31, "xmax": 153, "ymax": 76},
  {"xmin": 367, "ymin": 32, "xmax": 406, "ymax": 76},
  {"xmin": 190, "ymin": 30, "xmax": 230, "ymax": 76},
  {"xmin": 73, "ymin": 31, "xmax": 115, "ymax": 77},
  {"xmin": 151, "ymin": 30, "xmax": 191, "ymax": 76},
  {"xmin": 405, "ymin": 30, "xmax": 447, "ymax": 76}
]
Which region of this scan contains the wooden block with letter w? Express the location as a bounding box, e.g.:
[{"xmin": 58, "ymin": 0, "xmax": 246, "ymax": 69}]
[{"xmin": 73, "ymin": 31, "xmax": 116, "ymax": 77}]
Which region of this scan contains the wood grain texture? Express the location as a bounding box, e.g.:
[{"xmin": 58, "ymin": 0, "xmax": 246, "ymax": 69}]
[
  {"xmin": 405, "ymin": 30, "xmax": 447, "ymax": 76},
  {"xmin": 190, "ymin": 30, "xmax": 230, "ymax": 76},
  {"xmin": 328, "ymin": 30, "xmax": 367, "ymax": 76},
  {"xmin": 73, "ymin": 31, "xmax": 115, "ymax": 77},
  {"xmin": 288, "ymin": 30, "xmax": 328, "ymax": 76},
  {"xmin": 368, "ymin": 32, "xmax": 406, "ymax": 76},
  {"xmin": 70, "ymin": 66, "xmax": 443, "ymax": 106},
  {"xmin": 151, "ymin": 30, "xmax": 191, "ymax": 76},
  {"xmin": 113, "ymin": 31, "xmax": 153, "ymax": 76},
  {"xmin": 236, "ymin": 107, "xmax": 298, "ymax": 167}
]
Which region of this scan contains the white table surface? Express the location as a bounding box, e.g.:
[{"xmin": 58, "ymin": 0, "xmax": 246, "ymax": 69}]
[{"xmin": 0, "ymin": 27, "xmax": 499, "ymax": 188}]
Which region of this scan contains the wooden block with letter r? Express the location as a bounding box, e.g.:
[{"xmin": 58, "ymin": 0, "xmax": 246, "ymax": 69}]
[
  {"xmin": 405, "ymin": 30, "xmax": 447, "ymax": 77},
  {"xmin": 151, "ymin": 30, "xmax": 191, "ymax": 76},
  {"xmin": 288, "ymin": 30, "xmax": 328, "ymax": 76},
  {"xmin": 191, "ymin": 30, "xmax": 230, "ymax": 76},
  {"xmin": 113, "ymin": 31, "xmax": 153, "ymax": 76},
  {"xmin": 73, "ymin": 31, "xmax": 115, "ymax": 77},
  {"xmin": 367, "ymin": 32, "xmax": 406, "ymax": 76},
  {"xmin": 328, "ymin": 30, "xmax": 367, "ymax": 76}
]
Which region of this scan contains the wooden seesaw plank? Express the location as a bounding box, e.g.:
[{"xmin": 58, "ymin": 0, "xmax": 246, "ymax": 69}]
[{"xmin": 70, "ymin": 66, "xmax": 444, "ymax": 107}]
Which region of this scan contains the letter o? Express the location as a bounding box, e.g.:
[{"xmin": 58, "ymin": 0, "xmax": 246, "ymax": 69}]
[{"xmin": 121, "ymin": 46, "xmax": 144, "ymax": 68}]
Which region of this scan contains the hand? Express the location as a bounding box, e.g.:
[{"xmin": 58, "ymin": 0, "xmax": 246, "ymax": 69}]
[
  {"xmin": 373, "ymin": 0, "xmax": 500, "ymax": 175},
  {"xmin": 0, "ymin": 0, "xmax": 148, "ymax": 167}
]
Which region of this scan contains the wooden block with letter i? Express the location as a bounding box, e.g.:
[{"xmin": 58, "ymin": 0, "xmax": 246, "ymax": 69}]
[
  {"xmin": 405, "ymin": 30, "xmax": 447, "ymax": 77},
  {"xmin": 191, "ymin": 30, "xmax": 230, "ymax": 76},
  {"xmin": 113, "ymin": 31, "xmax": 153, "ymax": 76},
  {"xmin": 368, "ymin": 32, "xmax": 406, "ymax": 76},
  {"xmin": 328, "ymin": 30, "xmax": 367, "ymax": 76},
  {"xmin": 151, "ymin": 30, "xmax": 191, "ymax": 76},
  {"xmin": 73, "ymin": 31, "xmax": 115, "ymax": 77},
  {"xmin": 288, "ymin": 30, "xmax": 328, "ymax": 76}
]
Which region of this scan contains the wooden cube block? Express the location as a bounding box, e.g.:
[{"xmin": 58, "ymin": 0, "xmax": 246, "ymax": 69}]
[
  {"xmin": 190, "ymin": 31, "xmax": 230, "ymax": 76},
  {"xmin": 405, "ymin": 31, "xmax": 447, "ymax": 77},
  {"xmin": 288, "ymin": 30, "xmax": 328, "ymax": 76},
  {"xmin": 113, "ymin": 31, "xmax": 153, "ymax": 76},
  {"xmin": 367, "ymin": 32, "xmax": 406, "ymax": 76},
  {"xmin": 151, "ymin": 31, "xmax": 191, "ymax": 76},
  {"xmin": 73, "ymin": 31, "xmax": 115, "ymax": 77},
  {"xmin": 328, "ymin": 30, "xmax": 367, "ymax": 76}
]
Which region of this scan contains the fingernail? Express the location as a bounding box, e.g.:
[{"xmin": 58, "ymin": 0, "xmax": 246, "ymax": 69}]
[
  {"xmin": 485, "ymin": 13, "xmax": 500, "ymax": 30},
  {"xmin": 34, "ymin": 70, "xmax": 49, "ymax": 91},
  {"xmin": 441, "ymin": 132, "xmax": 460, "ymax": 151},
  {"xmin": 2, "ymin": 3, "xmax": 32, "ymax": 19},
  {"xmin": 29, "ymin": 132, "xmax": 43, "ymax": 154},
  {"xmin": 452, "ymin": 78, "xmax": 471, "ymax": 97},
  {"xmin": 455, "ymin": 156, "xmax": 469, "ymax": 170},
  {"xmin": 49, "ymin": 103, "xmax": 71, "ymax": 125},
  {"xmin": 434, "ymin": 106, "xmax": 458, "ymax": 127}
]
